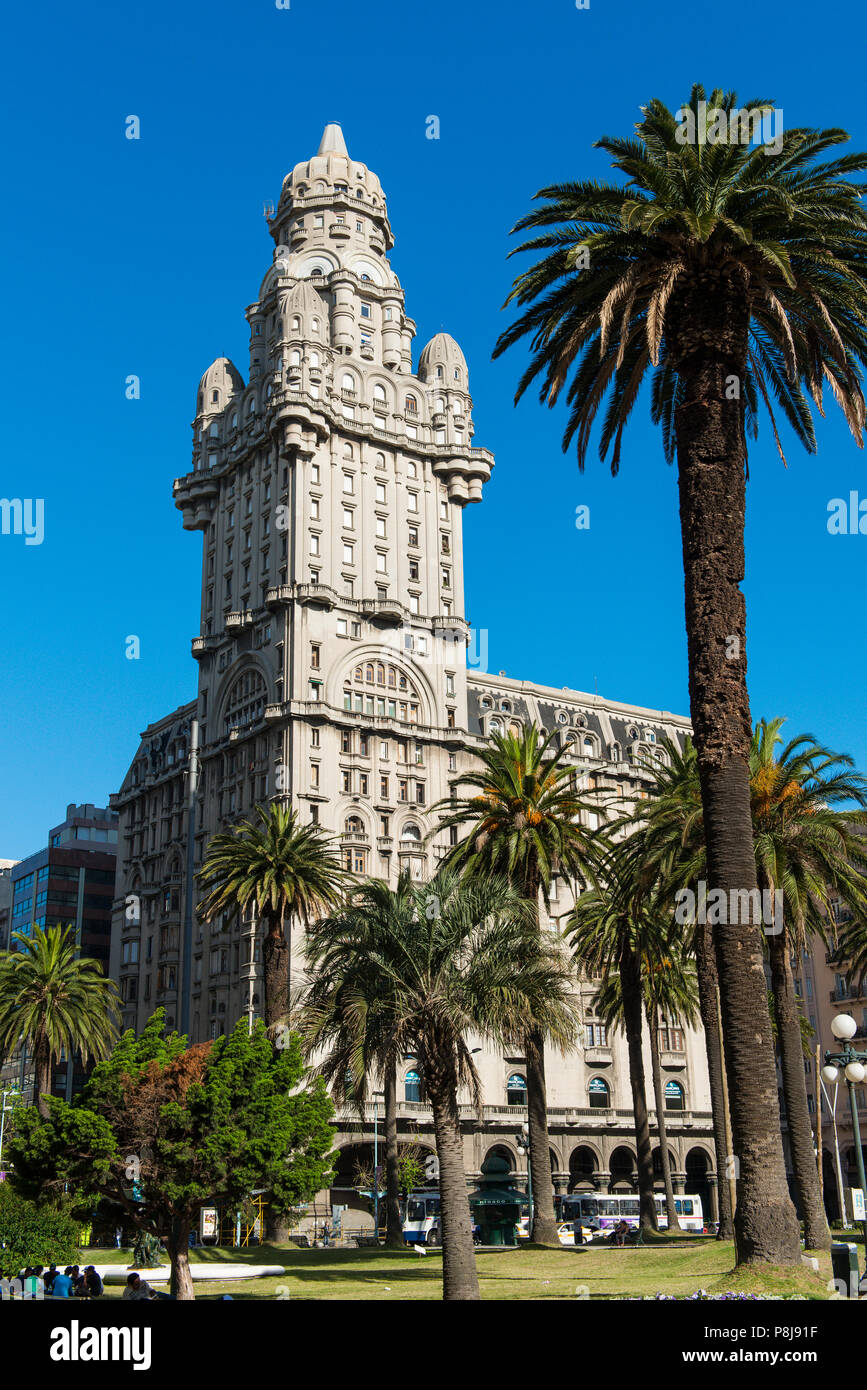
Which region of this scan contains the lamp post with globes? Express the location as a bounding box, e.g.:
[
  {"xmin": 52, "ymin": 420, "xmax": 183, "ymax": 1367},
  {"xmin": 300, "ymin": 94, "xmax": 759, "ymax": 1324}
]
[{"xmin": 822, "ymin": 1012, "xmax": 867, "ymax": 1270}]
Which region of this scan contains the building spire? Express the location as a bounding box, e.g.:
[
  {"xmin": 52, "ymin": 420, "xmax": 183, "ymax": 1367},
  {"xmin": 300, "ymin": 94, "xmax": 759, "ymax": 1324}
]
[{"xmin": 317, "ymin": 123, "xmax": 348, "ymax": 157}]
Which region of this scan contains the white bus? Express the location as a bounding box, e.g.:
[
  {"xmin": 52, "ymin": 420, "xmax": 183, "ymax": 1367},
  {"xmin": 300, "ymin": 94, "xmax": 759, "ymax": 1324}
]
[
  {"xmin": 402, "ymin": 1191, "xmax": 442, "ymax": 1245},
  {"xmin": 560, "ymin": 1192, "xmax": 704, "ymax": 1234}
]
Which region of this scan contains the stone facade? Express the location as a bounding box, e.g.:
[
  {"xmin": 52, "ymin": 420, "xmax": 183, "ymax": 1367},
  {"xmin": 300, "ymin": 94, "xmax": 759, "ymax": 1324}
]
[{"xmin": 109, "ymin": 125, "xmax": 718, "ymax": 1224}]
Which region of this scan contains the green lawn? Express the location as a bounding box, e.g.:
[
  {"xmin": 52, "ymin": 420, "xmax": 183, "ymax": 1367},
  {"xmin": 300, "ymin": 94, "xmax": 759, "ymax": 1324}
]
[{"xmin": 83, "ymin": 1237, "xmax": 836, "ymax": 1301}]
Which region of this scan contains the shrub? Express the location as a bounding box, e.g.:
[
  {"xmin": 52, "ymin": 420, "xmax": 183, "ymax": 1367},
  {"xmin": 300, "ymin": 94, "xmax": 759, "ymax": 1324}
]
[{"xmin": 0, "ymin": 1183, "xmax": 79, "ymax": 1277}]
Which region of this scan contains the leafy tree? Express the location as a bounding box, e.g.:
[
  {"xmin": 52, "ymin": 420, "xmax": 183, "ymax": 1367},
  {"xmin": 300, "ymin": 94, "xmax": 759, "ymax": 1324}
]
[
  {"xmin": 495, "ymin": 84, "xmax": 867, "ymax": 1266},
  {"xmin": 434, "ymin": 724, "xmax": 597, "ymax": 1245},
  {"xmin": 0, "ymin": 924, "xmax": 120, "ymax": 1117},
  {"xmin": 7, "ymin": 1010, "xmax": 336, "ymax": 1299},
  {"xmin": 301, "ymin": 869, "xmax": 579, "ymax": 1300},
  {"xmin": 0, "ymin": 1184, "xmax": 80, "ymax": 1278},
  {"xmin": 197, "ymin": 804, "xmax": 346, "ymax": 1027}
]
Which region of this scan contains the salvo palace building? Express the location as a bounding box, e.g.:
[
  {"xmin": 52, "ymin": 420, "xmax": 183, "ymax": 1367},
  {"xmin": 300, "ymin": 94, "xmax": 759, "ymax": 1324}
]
[{"xmin": 109, "ymin": 125, "xmax": 719, "ymax": 1230}]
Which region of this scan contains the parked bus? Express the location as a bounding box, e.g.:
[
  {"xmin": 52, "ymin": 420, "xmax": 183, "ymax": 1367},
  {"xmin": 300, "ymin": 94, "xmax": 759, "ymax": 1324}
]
[
  {"xmin": 402, "ymin": 1191, "xmax": 442, "ymax": 1245},
  {"xmin": 560, "ymin": 1192, "xmax": 704, "ymax": 1234}
]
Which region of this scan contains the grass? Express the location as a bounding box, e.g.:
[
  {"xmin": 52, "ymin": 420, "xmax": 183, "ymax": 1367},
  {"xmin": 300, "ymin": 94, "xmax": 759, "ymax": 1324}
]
[{"xmin": 81, "ymin": 1237, "xmax": 836, "ymax": 1301}]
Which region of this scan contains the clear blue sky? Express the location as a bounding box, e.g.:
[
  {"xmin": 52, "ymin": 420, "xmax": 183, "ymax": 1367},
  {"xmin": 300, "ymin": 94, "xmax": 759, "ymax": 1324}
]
[{"xmin": 1, "ymin": 0, "xmax": 865, "ymax": 858}]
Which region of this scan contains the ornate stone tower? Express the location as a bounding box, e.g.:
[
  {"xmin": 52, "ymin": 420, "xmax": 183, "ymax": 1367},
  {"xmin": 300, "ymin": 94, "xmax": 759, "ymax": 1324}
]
[{"xmin": 170, "ymin": 124, "xmax": 494, "ymax": 1039}]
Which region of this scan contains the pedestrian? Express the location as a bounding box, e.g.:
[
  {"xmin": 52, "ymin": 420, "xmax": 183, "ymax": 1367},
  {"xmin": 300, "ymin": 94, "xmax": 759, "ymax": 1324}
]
[
  {"xmin": 115, "ymin": 1225, "xmax": 122, "ymax": 1249},
  {"xmin": 84, "ymin": 1266, "xmax": 103, "ymax": 1298}
]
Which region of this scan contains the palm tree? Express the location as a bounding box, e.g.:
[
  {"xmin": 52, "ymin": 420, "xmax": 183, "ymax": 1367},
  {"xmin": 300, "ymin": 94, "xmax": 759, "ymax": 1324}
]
[
  {"xmin": 568, "ymin": 852, "xmax": 659, "ymax": 1232},
  {"xmin": 197, "ymin": 803, "xmax": 345, "ymax": 1028},
  {"xmin": 627, "ymin": 737, "xmax": 734, "ymax": 1238},
  {"xmin": 434, "ymin": 723, "xmax": 599, "ymax": 1245},
  {"xmin": 593, "ymin": 941, "xmax": 699, "ymax": 1233},
  {"xmin": 495, "ymin": 85, "xmax": 867, "ymax": 1266},
  {"xmin": 299, "ymin": 872, "xmax": 416, "ymax": 1251},
  {"xmin": 0, "ymin": 925, "xmax": 120, "ymax": 1117},
  {"xmin": 299, "ymin": 868, "xmax": 579, "ymax": 1300},
  {"xmin": 750, "ymin": 718, "xmax": 867, "ymax": 1250}
]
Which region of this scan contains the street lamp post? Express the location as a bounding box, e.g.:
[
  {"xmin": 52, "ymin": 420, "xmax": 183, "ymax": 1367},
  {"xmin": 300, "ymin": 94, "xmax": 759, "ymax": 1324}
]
[
  {"xmin": 0, "ymin": 1086, "xmax": 21, "ymax": 1171},
  {"xmin": 516, "ymin": 1122, "xmax": 534, "ymax": 1234},
  {"xmin": 822, "ymin": 1013, "xmax": 867, "ymax": 1273}
]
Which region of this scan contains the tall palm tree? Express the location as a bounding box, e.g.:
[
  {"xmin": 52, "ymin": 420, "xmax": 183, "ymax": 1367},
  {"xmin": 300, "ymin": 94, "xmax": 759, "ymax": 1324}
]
[
  {"xmin": 593, "ymin": 941, "xmax": 699, "ymax": 1233},
  {"xmin": 568, "ymin": 851, "xmax": 659, "ymax": 1232},
  {"xmin": 495, "ymin": 84, "xmax": 867, "ymax": 1266},
  {"xmin": 627, "ymin": 737, "xmax": 734, "ymax": 1238},
  {"xmin": 299, "ymin": 868, "xmax": 579, "ymax": 1300},
  {"xmin": 434, "ymin": 723, "xmax": 599, "ymax": 1245},
  {"xmin": 197, "ymin": 803, "xmax": 346, "ymax": 1028},
  {"xmin": 299, "ymin": 872, "xmax": 416, "ymax": 1251},
  {"xmin": 0, "ymin": 925, "xmax": 120, "ymax": 1117},
  {"xmin": 750, "ymin": 718, "xmax": 867, "ymax": 1250}
]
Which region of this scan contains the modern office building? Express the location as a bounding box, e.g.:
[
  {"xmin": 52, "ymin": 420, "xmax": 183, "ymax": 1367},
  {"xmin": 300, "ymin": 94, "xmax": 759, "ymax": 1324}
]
[
  {"xmin": 3, "ymin": 805, "xmax": 118, "ymax": 1103},
  {"xmin": 109, "ymin": 125, "xmax": 719, "ymax": 1223},
  {"xmin": 0, "ymin": 860, "xmax": 17, "ymax": 951}
]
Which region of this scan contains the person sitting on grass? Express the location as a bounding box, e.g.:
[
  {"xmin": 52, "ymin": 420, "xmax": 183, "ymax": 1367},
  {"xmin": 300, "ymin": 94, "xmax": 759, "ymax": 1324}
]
[
  {"xmin": 51, "ymin": 1267, "xmax": 74, "ymax": 1298},
  {"xmin": 83, "ymin": 1266, "xmax": 103, "ymax": 1298},
  {"xmin": 123, "ymin": 1273, "xmax": 155, "ymax": 1301}
]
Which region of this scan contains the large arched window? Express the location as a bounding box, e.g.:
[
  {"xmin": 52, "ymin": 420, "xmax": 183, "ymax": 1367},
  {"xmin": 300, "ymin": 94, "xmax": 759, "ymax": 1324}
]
[
  {"xmin": 222, "ymin": 669, "xmax": 267, "ymax": 737},
  {"xmin": 588, "ymin": 1076, "xmax": 610, "ymax": 1109},
  {"xmin": 507, "ymin": 1073, "xmax": 527, "ymax": 1106},
  {"xmin": 405, "ymin": 1069, "xmax": 422, "ymax": 1103},
  {"xmin": 400, "ymin": 822, "xmax": 422, "ymax": 842},
  {"xmin": 343, "ymin": 662, "xmax": 421, "ymax": 723},
  {"xmin": 344, "ymin": 815, "xmax": 365, "ymax": 836}
]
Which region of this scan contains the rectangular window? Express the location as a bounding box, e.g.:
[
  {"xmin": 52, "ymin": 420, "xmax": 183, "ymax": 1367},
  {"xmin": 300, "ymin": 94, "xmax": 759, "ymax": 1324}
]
[
  {"xmin": 376, "ymin": 482, "xmax": 387, "ymax": 503},
  {"xmin": 445, "ymin": 673, "xmax": 455, "ymax": 696},
  {"xmin": 398, "ymin": 779, "xmax": 408, "ymax": 802},
  {"xmin": 375, "ymin": 516, "xmax": 386, "ymax": 538},
  {"xmin": 415, "ymin": 783, "xmax": 425, "ymax": 804},
  {"xmin": 408, "ymin": 560, "xmax": 419, "ymax": 581},
  {"xmin": 380, "ymin": 775, "xmax": 389, "ymax": 799},
  {"xmin": 407, "ymin": 492, "xmax": 418, "ymax": 512},
  {"xmin": 380, "ymin": 739, "xmax": 389, "ymax": 758},
  {"xmin": 376, "ymin": 552, "xmax": 387, "ymax": 573},
  {"xmin": 311, "ymin": 464, "xmax": 320, "ymax": 483},
  {"xmin": 408, "ymin": 525, "xmax": 419, "ymax": 546},
  {"xmin": 409, "ymin": 594, "xmax": 419, "ymax": 615},
  {"xmin": 343, "ymin": 472, "xmax": 354, "ymax": 493},
  {"xmin": 360, "ymin": 303, "xmax": 371, "ymax": 319},
  {"xmin": 311, "ymin": 497, "xmax": 320, "ymax": 519},
  {"xmin": 343, "ymin": 507, "xmax": 354, "ymax": 529},
  {"xmin": 311, "ymin": 643, "xmax": 320, "ymax": 668},
  {"xmin": 337, "ymin": 617, "xmax": 348, "ymax": 636},
  {"xmin": 310, "ymin": 763, "xmax": 320, "ymax": 787},
  {"xmin": 341, "ymin": 730, "xmax": 352, "ymax": 754},
  {"xmin": 311, "ymin": 728, "xmax": 320, "ymax": 747},
  {"xmin": 310, "ymin": 532, "xmax": 320, "ymax": 555},
  {"xmin": 359, "ymin": 773, "xmax": 369, "ymax": 795},
  {"xmin": 343, "ymin": 543, "xmax": 354, "ymax": 564},
  {"xmin": 342, "ymin": 770, "xmax": 352, "ymax": 793},
  {"xmin": 448, "ymin": 752, "xmax": 456, "ymax": 771}
]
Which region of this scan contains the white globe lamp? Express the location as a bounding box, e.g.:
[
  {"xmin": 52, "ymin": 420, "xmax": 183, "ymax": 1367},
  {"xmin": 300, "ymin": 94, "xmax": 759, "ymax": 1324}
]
[
  {"xmin": 822, "ymin": 1064, "xmax": 841, "ymax": 1085},
  {"xmin": 845, "ymin": 1062, "xmax": 866, "ymax": 1085},
  {"xmin": 831, "ymin": 1014, "xmax": 858, "ymax": 1041}
]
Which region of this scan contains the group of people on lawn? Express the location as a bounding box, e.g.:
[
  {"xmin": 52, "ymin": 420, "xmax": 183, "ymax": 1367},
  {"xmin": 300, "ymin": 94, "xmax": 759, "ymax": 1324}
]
[{"xmin": 1, "ymin": 1264, "xmax": 103, "ymax": 1298}]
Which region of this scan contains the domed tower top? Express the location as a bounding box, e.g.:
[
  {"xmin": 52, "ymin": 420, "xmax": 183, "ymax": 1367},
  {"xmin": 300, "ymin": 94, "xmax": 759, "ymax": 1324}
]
[
  {"xmin": 418, "ymin": 332, "xmax": 469, "ymax": 388},
  {"xmin": 196, "ymin": 356, "xmax": 245, "ymax": 417},
  {"xmin": 270, "ymin": 123, "xmax": 393, "ymax": 253}
]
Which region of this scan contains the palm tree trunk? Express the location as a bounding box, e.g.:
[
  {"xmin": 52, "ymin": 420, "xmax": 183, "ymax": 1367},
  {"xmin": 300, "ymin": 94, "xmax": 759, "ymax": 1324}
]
[
  {"xmin": 34, "ymin": 1031, "xmax": 51, "ymax": 1119},
  {"xmin": 522, "ymin": 865, "xmax": 558, "ymax": 1246},
  {"xmin": 384, "ymin": 1065, "xmax": 404, "ymax": 1249},
  {"xmin": 524, "ymin": 1025, "xmax": 558, "ymax": 1245},
  {"xmin": 262, "ymin": 909, "xmax": 289, "ymax": 1028},
  {"xmin": 620, "ymin": 939, "xmax": 657, "ymax": 1230},
  {"xmin": 646, "ymin": 999, "xmax": 680, "ymax": 1231},
  {"xmin": 768, "ymin": 927, "xmax": 830, "ymax": 1250},
  {"xmin": 167, "ymin": 1215, "xmax": 195, "ymax": 1300},
  {"xmin": 669, "ymin": 274, "xmax": 801, "ymax": 1267},
  {"xmin": 693, "ymin": 922, "xmax": 734, "ymax": 1237},
  {"xmin": 425, "ymin": 1059, "xmax": 480, "ymax": 1301}
]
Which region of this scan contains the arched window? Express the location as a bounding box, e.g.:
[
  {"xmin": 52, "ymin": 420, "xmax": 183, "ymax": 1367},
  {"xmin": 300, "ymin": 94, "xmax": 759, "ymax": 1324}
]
[
  {"xmin": 211, "ymin": 389, "xmax": 219, "ymax": 404},
  {"xmin": 404, "ymin": 394, "xmax": 418, "ymax": 415},
  {"xmin": 247, "ymin": 398, "xmax": 256, "ymax": 414},
  {"xmin": 583, "ymin": 736, "xmax": 595, "ymax": 755},
  {"xmin": 507, "ymin": 1073, "xmax": 527, "ymax": 1106},
  {"xmin": 373, "ymin": 383, "xmax": 387, "ymax": 403},
  {"xmin": 344, "ymin": 443, "xmax": 354, "ymax": 459},
  {"xmin": 401, "ymin": 823, "xmax": 422, "ymax": 842},
  {"xmin": 289, "ymin": 349, "xmax": 301, "ymax": 366},
  {"xmin": 342, "ymin": 373, "xmax": 355, "ymax": 392},
  {"xmin": 405, "ymin": 1069, "xmax": 422, "ymax": 1103},
  {"xmin": 365, "ymin": 663, "xmax": 375, "ymax": 683},
  {"xmin": 609, "ymin": 742, "xmax": 621, "ymax": 762},
  {"xmin": 375, "ymin": 662, "xmax": 385, "ymax": 685},
  {"xmin": 375, "ymin": 452, "xmax": 386, "ymax": 469},
  {"xmin": 291, "ymin": 316, "xmax": 301, "ymax": 331},
  {"xmin": 311, "ymin": 317, "xmax": 319, "ymax": 334},
  {"xmin": 588, "ymin": 1077, "xmax": 610, "ymax": 1109},
  {"xmin": 499, "ymin": 700, "xmax": 511, "ymax": 713},
  {"xmin": 342, "ymin": 663, "xmax": 422, "ymax": 723},
  {"xmin": 344, "ymin": 815, "xmax": 364, "ymax": 836},
  {"xmin": 436, "ymin": 366, "xmax": 443, "ymax": 379},
  {"xmin": 480, "ymin": 696, "xmax": 491, "ymax": 710},
  {"xmin": 310, "ymin": 350, "xmax": 320, "ymax": 367},
  {"xmin": 664, "ymin": 1081, "xmax": 685, "ymax": 1112},
  {"xmin": 222, "ymin": 669, "xmax": 267, "ymax": 737},
  {"xmin": 489, "ymin": 716, "xmax": 503, "ymax": 736}
]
